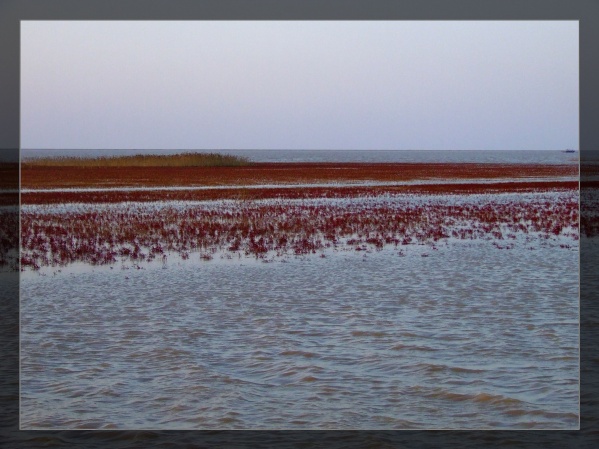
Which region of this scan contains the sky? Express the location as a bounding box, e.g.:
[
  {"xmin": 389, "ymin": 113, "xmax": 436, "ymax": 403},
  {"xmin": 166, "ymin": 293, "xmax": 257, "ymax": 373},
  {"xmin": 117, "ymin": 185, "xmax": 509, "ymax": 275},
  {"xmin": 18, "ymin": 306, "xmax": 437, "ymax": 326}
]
[{"xmin": 20, "ymin": 20, "xmax": 579, "ymax": 151}]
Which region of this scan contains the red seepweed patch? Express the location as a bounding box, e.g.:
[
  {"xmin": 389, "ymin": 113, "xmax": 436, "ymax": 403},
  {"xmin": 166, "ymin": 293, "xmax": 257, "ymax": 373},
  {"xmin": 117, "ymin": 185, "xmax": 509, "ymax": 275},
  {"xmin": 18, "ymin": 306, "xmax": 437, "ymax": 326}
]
[
  {"xmin": 16, "ymin": 162, "xmax": 580, "ymax": 270},
  {"xmin": 19, "ymin": 190, "xmax": 579, "ymax": 269}
]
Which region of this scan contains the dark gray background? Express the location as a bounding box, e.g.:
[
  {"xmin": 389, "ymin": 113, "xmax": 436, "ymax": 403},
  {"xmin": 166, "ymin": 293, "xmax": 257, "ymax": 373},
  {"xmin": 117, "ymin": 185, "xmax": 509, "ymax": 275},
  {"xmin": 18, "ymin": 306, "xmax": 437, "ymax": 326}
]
[{"xmin": 1, "ymin": 1, "xmax": 597, "ymax": 448}]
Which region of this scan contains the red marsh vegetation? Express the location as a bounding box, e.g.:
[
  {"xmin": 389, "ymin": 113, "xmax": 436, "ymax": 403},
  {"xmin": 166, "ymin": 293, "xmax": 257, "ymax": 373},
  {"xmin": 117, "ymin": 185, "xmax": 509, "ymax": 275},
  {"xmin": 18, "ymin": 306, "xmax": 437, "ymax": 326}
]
[
  {"xmin": 20, "ymin": 194, "xmax": 579, "ymax": 269},
  {"xmin": 0, "ymin": 162, "xmax": 18, "ymax": 189},
  {"xmin": 21, "ymin": 162, "xmax": 577, "ymax": 190},
  {"xmin": 0, "ymin": 163, "xmax": 18, "ymax": 206},
  {"xmin": 0, "ymin": 210, "xmax": 18, "ymax": 270},
  {"xmin": 21, "ymin": 180, "xmax": 578, "ymax": 205},
  {"xmin": 16, "ymin": 156, "xmax": 582, "ymax": 270}
]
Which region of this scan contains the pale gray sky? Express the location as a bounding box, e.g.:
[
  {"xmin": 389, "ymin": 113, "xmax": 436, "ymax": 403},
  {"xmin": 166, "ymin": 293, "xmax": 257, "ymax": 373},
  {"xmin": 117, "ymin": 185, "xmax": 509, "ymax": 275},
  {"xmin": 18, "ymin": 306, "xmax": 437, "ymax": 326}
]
[{"xmin": 21, "ymin": 20, "xmax": 579, "ymax": 151}]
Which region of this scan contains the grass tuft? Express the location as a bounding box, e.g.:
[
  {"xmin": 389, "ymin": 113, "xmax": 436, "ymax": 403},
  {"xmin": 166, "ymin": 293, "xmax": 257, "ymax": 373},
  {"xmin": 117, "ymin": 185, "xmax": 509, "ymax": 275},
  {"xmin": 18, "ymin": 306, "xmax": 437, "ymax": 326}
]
[{"xmin": 22, "ymin": 152, "xmax": 252, "ymax": 168}]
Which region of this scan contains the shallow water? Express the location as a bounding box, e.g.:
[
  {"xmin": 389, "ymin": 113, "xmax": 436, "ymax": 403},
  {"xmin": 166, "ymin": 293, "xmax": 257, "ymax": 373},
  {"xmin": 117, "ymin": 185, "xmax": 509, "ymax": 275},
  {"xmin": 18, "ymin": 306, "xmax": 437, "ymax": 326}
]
[
  {"xmin": 6, "ymin": 151, "xmax": 590, "ymax": 443},
  {"xmin": 20, "ymin": 189, "xmax": 576, "ymax": 215},
  {"xmin": 20, "ymin": 236, "xmax": 579, "ymax": 429}
]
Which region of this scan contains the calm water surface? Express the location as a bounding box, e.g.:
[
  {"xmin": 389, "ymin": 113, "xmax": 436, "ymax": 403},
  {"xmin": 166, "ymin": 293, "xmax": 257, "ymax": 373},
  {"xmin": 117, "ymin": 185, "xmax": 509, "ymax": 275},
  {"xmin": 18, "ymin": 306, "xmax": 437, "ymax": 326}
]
[{"xmin": 21, "ymin": 234, "xmax": 578, "ymax": 429}]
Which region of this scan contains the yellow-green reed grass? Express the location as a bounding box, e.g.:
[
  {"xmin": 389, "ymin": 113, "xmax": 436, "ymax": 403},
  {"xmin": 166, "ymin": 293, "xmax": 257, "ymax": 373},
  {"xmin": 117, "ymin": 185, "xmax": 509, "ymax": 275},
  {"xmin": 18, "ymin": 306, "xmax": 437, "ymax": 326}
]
[{"xmin": 21, "ymin": 152, "xmax": 252, "ymax": 167}]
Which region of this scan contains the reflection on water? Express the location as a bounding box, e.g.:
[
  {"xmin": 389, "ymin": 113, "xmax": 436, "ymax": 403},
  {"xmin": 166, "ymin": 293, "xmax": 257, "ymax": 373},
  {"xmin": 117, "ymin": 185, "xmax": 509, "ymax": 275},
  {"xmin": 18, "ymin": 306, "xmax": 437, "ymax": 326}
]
[{"xmin": 21, "ymin": 237, "xmax": 578, "ymax": 429}]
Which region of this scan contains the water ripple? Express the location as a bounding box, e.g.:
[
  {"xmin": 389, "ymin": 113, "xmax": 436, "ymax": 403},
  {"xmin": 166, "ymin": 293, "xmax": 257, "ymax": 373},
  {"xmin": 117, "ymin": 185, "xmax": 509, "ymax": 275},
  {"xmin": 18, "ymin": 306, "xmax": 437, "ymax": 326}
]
[{"xmin": 21, "ymin": 240, "xmax": 578, "ymax": 429}]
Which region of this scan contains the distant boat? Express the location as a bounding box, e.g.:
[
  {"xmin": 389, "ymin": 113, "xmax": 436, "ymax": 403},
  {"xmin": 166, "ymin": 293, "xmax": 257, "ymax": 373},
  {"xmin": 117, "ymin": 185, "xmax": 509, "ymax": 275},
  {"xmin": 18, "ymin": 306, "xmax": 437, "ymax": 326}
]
[{"xmin": 562, "ymin": 149, "xmax": 576, "ymax": 153}]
